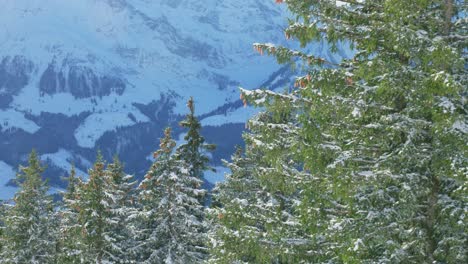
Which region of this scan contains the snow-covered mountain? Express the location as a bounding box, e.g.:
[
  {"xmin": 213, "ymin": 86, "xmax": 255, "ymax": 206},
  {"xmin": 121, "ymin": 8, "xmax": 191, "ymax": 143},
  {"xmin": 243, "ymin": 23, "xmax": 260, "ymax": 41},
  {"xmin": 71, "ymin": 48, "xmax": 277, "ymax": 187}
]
[{"xmin": 0, "ymin": 0, "xmax": 348, "ymax": 198}]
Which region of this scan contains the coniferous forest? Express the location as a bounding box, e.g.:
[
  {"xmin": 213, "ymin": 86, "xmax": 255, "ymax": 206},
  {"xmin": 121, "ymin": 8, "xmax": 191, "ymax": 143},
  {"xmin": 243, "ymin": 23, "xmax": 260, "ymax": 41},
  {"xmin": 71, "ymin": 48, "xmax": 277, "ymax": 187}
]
[{"xmin": 0, "ymin": 0, "xmax": 467, "ymax": 263}]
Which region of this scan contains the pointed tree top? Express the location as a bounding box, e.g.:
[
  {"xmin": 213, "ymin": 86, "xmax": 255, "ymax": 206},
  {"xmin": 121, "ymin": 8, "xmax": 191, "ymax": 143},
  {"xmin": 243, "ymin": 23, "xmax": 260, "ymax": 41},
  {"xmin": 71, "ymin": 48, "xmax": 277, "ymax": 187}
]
[
  {"xmin": 96, "ymin": 150, "xmax": 104, "ymax": 163},
  {"xmin": 29, "ymin": 148, "xmax": 38, "ymax": 161},
  {"xmin": 68, "ymin": 163, "xmax": 76, "ymax": 185},
  {"xmin": 64, "ymin": 164, "xmax": 79, "ymax": 199},
  {"xmin": 187, "ymin": 96, "xmax": 195, "ymax": 115},
  {"xmin": 70, "ymin": 163, "xmax": 76, "ymax": 176},
  {"xmin": 91, "ymin": 150, "xmax": 106, "ymax": 172},
  {"xmin": 108, "ymin": 154, "xmax": 123, "ymax": 172},
  {"xmin": 18, "ymin": 149, "xmax": 46, "ymax": 183},
  {"xmin": 158, "ymin": 127, "xmax": 177, "ymax": 154},
  {"xmin": 26, "ymin": 149, "xmax": 45, "ymax": 172},
  {"xmin": 112, "ymin": 154, "xmax": 122, "ymax": 166}
]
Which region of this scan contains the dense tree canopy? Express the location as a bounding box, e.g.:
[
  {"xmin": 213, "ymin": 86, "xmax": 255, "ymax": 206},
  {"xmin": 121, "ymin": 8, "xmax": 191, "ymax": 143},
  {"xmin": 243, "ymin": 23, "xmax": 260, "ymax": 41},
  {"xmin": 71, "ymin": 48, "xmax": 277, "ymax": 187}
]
[{"xmin": 238, "ymin": 0, "xmax": 467, "ymax": 262}]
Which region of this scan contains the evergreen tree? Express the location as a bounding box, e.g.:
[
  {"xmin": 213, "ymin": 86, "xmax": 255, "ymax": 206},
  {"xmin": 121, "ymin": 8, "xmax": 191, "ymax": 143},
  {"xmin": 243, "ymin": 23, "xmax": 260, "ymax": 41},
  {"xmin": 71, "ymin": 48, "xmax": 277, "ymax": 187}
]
[
  {"xmin": 210, "ymin": 95, "xmax": 314, "ymax": 263},
  {"xmin": 59, "ymin": 155, "xmax": 137, "ymax": 263},
  {"xmin": 105, "ymin": 156, "xmax": 138, "ymax": 263},
  {"xmin": 78, "ymin": 152, "xmax": 115, "ymax": 263},
  {"xmin": 209, "ymin": 146, "xmax": 263, "ymax": 263},
  {"xmin": 0, "ymin": 150, "xmax": 58, "ymax": 263},
  {"xmin": 57, "ymin": 165, "xmax": 85, "ymax": 263},
  {"xmin": 247, "ymin": 0, "xmax": 467, "ymax": 262},
  {"xmin": 177, "ymin": 97, "xmax": 216, "ymax": 178},
  {"xmin": 138, "ymin": 127, "xmax": 207, "ymax": 263},
  {"xmin": 176, "ymin": 97, "xmax": 216, "ymax": 193}
]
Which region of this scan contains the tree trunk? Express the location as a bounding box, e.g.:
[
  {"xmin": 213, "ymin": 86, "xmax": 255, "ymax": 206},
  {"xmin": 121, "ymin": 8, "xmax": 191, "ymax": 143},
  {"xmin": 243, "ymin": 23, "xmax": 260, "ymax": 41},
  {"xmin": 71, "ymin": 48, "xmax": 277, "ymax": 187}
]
[
  {"xmin": 444, "ymin": 0, "xmax": 453, "ymax": 35},
  {"xmin": 426, "ymin": 175, "xmax": 440, "ymax": 262}
]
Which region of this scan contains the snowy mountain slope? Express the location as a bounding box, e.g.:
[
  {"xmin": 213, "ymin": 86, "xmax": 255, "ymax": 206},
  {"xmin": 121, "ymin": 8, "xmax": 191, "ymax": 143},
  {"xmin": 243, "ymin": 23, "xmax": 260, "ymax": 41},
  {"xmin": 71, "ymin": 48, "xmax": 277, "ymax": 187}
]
[
  {"xmin": 1, "ymin": 0, "xmax": 285, "ymax": 113},
  {"xmin": 0, "ymin": 0, "xmax": 350, "ymax": 198},
  {"xmin": 0, "ymin": 161, "xmax": 16, "ymax": 200}
]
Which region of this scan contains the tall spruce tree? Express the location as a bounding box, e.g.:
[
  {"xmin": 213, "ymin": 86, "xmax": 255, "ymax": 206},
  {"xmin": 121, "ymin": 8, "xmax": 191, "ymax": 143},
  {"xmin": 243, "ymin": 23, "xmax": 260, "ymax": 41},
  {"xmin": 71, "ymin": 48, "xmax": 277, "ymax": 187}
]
[
  {"xmin": 176, "ymin": 97, "xmax": 216, "ymax": 189},
  {"xmin": 58, "ymin": 165, "xmax": 85, "ymax": 263},
  {"xmin": 60, "ymin": 155, "xmax": 137, "ymax": 263},
  {"xmin": 105, "ymin": 156, "xmax": 138, "ymax": 263},
  {"xmin": 78, "ymin": 152, "xmax": 116, "ymax": 263},
  {"xmin": 210, "ymin": 93, "xmax": 315, "ymax": 263},
  {"xmin": 137, "ymin": 128, "xmax": 207, "ymax": 263},
  {"xmin": 0, "ymin": 150, "xmax": 58, "ymax": 263},
  {"xmin": 177, "ymin": 97, "xmax": 216, "ymax": 177},
  {"xmin": 244, "ymin": 0, "xmax": 467, "ymax": 262}
]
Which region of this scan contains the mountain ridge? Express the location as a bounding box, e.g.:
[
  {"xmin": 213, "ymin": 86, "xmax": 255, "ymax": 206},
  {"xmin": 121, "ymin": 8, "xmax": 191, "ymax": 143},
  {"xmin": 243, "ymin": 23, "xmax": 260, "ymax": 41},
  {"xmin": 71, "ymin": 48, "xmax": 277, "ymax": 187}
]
[{"xmin": 0, "ymin": 0, "xmax": 350, "ymax": 198}]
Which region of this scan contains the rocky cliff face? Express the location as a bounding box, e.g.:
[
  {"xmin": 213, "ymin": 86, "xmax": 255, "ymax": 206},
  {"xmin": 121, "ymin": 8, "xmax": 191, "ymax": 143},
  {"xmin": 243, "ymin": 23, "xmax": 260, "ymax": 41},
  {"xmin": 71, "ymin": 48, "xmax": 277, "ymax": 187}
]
[
  {"xmin": 0, "ymin": 0, "xmax": 349, "ymax": 197},
  {"xmin": 39, "ymin": 62, "xmax": 126, "ymax": 98},
  {"xmin": 0, "ymin": 56, "xmax": 34, "ymax": 109}
]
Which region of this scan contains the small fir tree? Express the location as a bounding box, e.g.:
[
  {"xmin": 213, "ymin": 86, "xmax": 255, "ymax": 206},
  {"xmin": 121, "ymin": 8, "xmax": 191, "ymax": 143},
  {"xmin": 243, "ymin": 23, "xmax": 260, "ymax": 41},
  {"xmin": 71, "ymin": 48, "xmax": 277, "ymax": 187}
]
[
  {"xmin": 78, "ymin": 152, "xmax": 115, "ymax": 263},
  {"xmin": 105, "ymin": 156, "xmax": 138, "ymax": 263},
  {"xmin": 57, "ymin": 165, "xmax": 85, "ymax": 263},
  {"xmin": 0, "ymin": 150, "xmax": 58, "ymax": 263},
  {"xmin": 176, "ymin": 97, "xmax": 216, "ymax": 201},
  {"xmin": 138, "ymin": 128, "xmax": 207, "ymax": 263}
]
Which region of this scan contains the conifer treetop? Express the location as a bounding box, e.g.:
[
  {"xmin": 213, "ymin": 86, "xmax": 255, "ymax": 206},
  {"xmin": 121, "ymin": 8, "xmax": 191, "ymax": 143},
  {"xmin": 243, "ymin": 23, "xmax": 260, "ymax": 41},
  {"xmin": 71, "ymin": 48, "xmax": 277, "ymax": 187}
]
[
  {"xmin": 17, "ymin": 149, "xmax": 46, "ymax": 188},
  {"xmin": 1, "ymin": 149, "xmax": 57, "ymax": 263},
  {"xmin": 63, "ymin": 164, "xmax": 79, "ymax": 200},
  {"xmin": 177, "ymin": 97, "xmax": 215, "ymax": 180}
]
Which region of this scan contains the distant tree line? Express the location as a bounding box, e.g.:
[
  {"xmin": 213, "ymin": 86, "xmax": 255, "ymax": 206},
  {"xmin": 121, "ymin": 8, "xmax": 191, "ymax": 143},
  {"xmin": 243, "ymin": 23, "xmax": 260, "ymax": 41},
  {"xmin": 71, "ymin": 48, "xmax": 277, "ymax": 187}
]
[{"xmin": 0, "ymin": 96, "xmax": 214, "ymax": 263}]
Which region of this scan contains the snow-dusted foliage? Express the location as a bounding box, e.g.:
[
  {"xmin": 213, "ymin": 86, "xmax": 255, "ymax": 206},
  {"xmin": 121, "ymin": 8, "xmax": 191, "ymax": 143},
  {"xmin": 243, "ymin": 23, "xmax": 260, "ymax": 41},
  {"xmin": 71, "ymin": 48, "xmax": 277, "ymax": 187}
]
[
  {"xmin": 136, "ymin": 128, "xmax": 207, "ymax": 263},
  {"xmin": 175, "ymin": 97, "xmax": 216, "ymax": 204},
  {"xmin": 75, "ymin": 153, "xmax": 114, "ymax": 263},
  {"xmin": 210, "ymin": 94, "xmax": 317, "ymax": 262},
  {"xmin": 237, "ymin": 0, "xmax": 468, "ymax": 262},
  {"xmin": 0, "ymin": 1, "xmax": 465, "ymax": 262},
  {"xmin": 59, "ymin": 153, "xmax": 138, "ymax": 264},
  {"xmin": 104, "ymin": 157, "xmax": 139, "ymax": 263},
  {"xmin": 0, "ymin": 150, "xmax": 58, "ymax": 263},
  {"xmin": 57, "ymin": 165, "xmax": 85, "ymax": 263}
]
